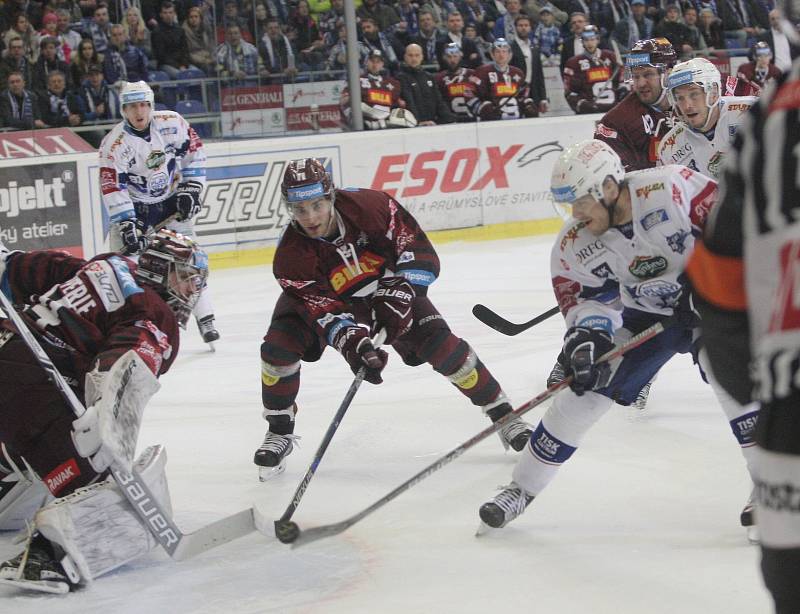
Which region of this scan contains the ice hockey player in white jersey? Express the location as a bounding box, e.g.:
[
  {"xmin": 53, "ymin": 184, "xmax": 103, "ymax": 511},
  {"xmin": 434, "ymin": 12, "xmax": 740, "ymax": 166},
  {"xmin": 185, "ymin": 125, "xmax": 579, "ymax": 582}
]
[
  {"xmin": 657, "ymin": 58, "xmax": 755, "ymax": 179},
  {"xmin": 479, "ymin": 140, "xmax": 759, "ymax": 530},
  {"xmin": 98, "ymin": 81, "xmax": 219, "ymax": 345}
]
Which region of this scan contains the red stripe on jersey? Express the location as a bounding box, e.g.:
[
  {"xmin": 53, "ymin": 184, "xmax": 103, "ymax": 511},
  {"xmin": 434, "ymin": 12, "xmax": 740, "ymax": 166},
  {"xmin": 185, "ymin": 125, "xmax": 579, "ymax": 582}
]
[
  {"xmin": 689, "ymin": 181, "xmax": 718, "ymax": 232},
  {"xmin": 100, "ymin": 167, "xmax": 119, "ymax": 195}
]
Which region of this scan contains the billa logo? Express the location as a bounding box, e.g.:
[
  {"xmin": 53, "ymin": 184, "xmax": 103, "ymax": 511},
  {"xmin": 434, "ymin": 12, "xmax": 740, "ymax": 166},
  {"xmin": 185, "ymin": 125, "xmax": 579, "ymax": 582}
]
[
  {"xmin": 588, "ymin": 67, "xmax": 611, "ymax": 83},
  {"xmin": 367, "ymin": 89, "xmax": 392, "ymax": 105},
  {"xmin": 494, "ymin": 83, "xmax": 518, "ymax": 96},
  {"xmin": 448, "ymin": 83, "xmax": 468, "ymax": 96},
  {"xmin": 629, "ymin": 255, "xmax": 668, "ymax": 279}
]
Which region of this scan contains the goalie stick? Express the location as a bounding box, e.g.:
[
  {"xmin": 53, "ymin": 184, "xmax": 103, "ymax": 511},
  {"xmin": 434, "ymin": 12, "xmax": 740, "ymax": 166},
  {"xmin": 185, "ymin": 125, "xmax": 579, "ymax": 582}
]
[
  {"xmin": 287, "ymin": 317, "xmax": 672, "ymax": 547},
  {"xmin": 472, "ymin": 304, "xmax": 560, "ymax": 336},
  {"xmin": 275, "ymin": 329, "xmax": 387, "ymax": 544},
  {"xmin": 0, "ymin": 290, "xmax": 256, "ymax": 561}
]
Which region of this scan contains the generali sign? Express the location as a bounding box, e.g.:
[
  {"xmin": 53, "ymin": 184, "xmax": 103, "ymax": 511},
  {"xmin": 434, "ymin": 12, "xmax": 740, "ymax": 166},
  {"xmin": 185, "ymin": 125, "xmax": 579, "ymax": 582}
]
[{"xmin": 0, "ymin": 129, "xmax": 94, "ymax": 158}]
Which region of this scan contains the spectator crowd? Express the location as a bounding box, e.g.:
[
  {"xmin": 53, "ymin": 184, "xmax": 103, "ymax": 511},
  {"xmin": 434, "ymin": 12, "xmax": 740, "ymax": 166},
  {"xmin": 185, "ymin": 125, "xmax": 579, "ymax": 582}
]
[{"xmin": 0, "ymin": 0, "xmax": 791, "ymax": 136}]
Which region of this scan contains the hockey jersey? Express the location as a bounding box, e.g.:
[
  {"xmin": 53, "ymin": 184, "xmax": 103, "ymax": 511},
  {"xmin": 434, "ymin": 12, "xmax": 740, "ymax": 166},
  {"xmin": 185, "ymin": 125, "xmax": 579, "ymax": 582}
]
[
  {"xmin": 435, "ymin": 67, "xmax": 476, "ymax": 122},
  {"xmin": 0, "ymin": 249, "xmax": 179, "ymax": 383},
  {"xmin": 98, "ymin": 111, "xmax": 207, "ymax": 224},
  {"xmin": 551, "ymin": 165, "xmax": 717, "ymax": 333},
  {"xmin": 342, "ymin": 72, "xmax": 404, "ymax": 130},
  {"xmin": 563, "ymin": 49, "xmax": 622, "ymax": 114},
  {"xmin": 657, "ymin": 96, "xmax": 756, "ymax": 178},
  {"xmin": 273, "ymin": 188, "xmax": 440, "ymax": 346},
  {"xmin": 595, "ymin": 91, "xmax": 677, "ymax": 171},
  {"xmin": 467, "ymin": 63, "xmax": 534, "ymax": 120}
]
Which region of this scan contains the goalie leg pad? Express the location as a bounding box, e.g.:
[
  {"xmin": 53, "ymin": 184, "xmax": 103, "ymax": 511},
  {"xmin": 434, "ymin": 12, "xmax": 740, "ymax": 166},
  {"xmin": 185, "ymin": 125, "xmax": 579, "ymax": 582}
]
[
  {"xmin": 0, "ymin": 445, "xmax": 50, "ymax": 531},
  {"xmin": 512, "ymin": 390, "xmax": 613, "ymax": 495},
  {"xmin": 34, "ymin": 444, "xmax": 172, "ymax": 583}
]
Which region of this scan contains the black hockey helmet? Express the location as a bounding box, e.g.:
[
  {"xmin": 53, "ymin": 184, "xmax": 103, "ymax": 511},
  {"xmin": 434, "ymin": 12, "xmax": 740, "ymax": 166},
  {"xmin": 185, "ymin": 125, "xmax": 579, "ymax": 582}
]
[
  {"xmin": 136, "ymin": 229, "xmax": 208, "ymax": 329},
  {"xmin": 281, "ymin": 158, "xmax": 334, "ymax": 204}
]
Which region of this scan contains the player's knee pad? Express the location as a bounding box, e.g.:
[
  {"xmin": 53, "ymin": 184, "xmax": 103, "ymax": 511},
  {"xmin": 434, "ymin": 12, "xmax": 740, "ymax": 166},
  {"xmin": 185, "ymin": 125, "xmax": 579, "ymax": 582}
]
[
  {"xmin": 260, "ymin": 358, "xmax": 301, "ymax": 412},
  {"xmin": 0, "ymin": 444, "xmax": 50, "ymax": 531},
  {"xmin": 34, "ymin": 444, "xmax": 171, "ymax": 583}
]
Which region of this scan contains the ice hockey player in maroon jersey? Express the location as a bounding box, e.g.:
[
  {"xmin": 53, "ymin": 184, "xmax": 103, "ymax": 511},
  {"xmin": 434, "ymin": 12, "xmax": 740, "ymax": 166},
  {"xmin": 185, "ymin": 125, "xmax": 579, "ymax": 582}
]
[
  {"xmin": 0, "ymin": 230, "xmax": 208, "ymax": 593},
  {"xmin": 435, "ymin": 42, "xmax": 476, "ymax": 122},
  {"xmin": 563, "ymin": 25, "xmax": 624, "ymax": 114},
  {"xmin": 467, "ymin": 38, "xmax": 538, "ymax": 120},
  {"xmin": 340, "ymin": 49, "xmax": 407, "ymax": 130},
  {"xmin": 594, "ymin": 38, "xmax": 678, "ymax": 171},
  {"xmin": 728, "ymin": 41, "xmax": 782, "ymax": 97},
  {"xmin": 253, "ymin": 158, "xmax": 533, "ymax": 478}
]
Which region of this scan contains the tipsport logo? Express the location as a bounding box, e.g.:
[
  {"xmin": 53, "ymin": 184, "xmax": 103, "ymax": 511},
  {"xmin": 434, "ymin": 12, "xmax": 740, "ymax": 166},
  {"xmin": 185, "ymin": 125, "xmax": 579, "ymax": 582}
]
[{"xmin": 196, "ymin": 156, "xmax": 335, "ymax": 236}]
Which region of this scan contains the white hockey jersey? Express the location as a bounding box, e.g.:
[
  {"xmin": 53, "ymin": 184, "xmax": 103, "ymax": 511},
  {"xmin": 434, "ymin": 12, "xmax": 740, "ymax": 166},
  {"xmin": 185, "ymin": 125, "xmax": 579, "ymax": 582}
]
[
  {"xmin": 551, "ymin": 165, "xmax": 718, "ymax": 333},
  {"xmin": 656, "ymin": 96, "xmax": 755, "ymax": 179},
  {"xmin": 98, "ymin": 111, "xmax": 207, "ymax": 224}
]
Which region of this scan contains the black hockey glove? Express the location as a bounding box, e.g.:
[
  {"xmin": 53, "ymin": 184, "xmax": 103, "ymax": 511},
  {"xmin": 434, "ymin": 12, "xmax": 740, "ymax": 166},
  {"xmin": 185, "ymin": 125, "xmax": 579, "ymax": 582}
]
[
  {"xmin": 334, "ymin": 325, "xmax": 388, "ymax": 384},
  {"xmin": 371, "ymin": 277, "xmax": 415, "ymax": 344},
  {"xmin": 675, "ymin": 284, "xmax": 701, "ymax": 329},
  {"xmin": 175, "ymin": 180, "xmax": 203, "ymax": 221},
  {"xmin": 562, "ymin": 326, "xmax": 615, "ymax": 396},
  {"xmin": 118, "ymin": 219, "xmax": 148, "ymax": 255}
]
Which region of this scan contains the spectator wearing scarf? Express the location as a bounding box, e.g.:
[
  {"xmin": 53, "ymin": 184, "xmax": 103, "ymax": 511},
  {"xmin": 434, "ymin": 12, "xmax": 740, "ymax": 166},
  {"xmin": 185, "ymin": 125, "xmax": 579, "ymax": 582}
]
[
  {"xmin": 38, "ymin": 70, "xmax": 83, "ymax": 127},
  {"xmin": 0, "ymin": 70, "xmax": 44, "ymax": 129}
]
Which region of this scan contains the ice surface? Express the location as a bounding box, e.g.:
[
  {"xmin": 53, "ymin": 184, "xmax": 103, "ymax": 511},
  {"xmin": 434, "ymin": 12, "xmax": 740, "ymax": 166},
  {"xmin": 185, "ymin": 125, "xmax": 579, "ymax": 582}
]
[{"xmin": 0, "ymin": 235, "xmax": 771, "ymax": 613}]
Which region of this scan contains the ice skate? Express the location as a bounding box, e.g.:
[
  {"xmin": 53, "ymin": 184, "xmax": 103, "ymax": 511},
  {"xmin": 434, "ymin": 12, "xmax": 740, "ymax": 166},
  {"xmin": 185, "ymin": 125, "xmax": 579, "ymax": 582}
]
[
  {"xmin": 197, "ymin": 315, "xmax": 220, "ymax": 349},
  {"xmin": 254, "ymin": 432, "xmax": 297, "ymax": 481},
  {"xmin": 0, "ymin": 533, "xmax": 80, "ymax": 594},
  {"xmin": 740, "ymin": 488, "xmax": 758, "ymax": 544},
  {"xmin": 498, "ymin": 417, "xmax": 533, "ymax": 452},
  {"xmin": 478, "ymin": 483, "xmax": 534, "ymax": 528}
]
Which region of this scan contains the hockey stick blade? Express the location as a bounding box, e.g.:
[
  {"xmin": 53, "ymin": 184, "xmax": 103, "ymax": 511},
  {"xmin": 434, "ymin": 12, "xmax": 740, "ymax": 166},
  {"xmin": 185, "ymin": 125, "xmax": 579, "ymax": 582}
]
[
  {"xmin": 290, "ymin": 319, "xmax": 670, "ymax": 548},
  {"xmin": 172, "ymin": 508, "xmax": 256, "ymax": 561},
  {"xmin": 472, "ymin": 304, "xmax": 560, "ymax": 336}
]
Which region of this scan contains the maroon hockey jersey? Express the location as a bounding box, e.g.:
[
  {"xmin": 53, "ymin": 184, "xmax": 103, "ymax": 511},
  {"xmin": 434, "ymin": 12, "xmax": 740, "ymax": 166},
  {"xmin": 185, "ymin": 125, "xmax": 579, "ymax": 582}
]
[
  {"xmin": 728, "ymin": 62, "xmax": 782, "ymax": 97},
  {"xmin": 1, "ymin": 251, "xmax": 179, "ymax": 383},
  {"xmin": 467, "ymin": 63, "xmax": 535, "ymax": 120},
  {"xmin": 435, "ymin": 67, "xmax": 476, "ymax": 122},
  {"xmin": 594, "ymin": 91, "xmax": 675, "ymax": 171},
  {"xmin": 563, "ymin": 49, "xmax": 622, "ymax": 114},
  {"xmin": 273, "ymin": 188, "xmax": 439, "ymax": 344}
]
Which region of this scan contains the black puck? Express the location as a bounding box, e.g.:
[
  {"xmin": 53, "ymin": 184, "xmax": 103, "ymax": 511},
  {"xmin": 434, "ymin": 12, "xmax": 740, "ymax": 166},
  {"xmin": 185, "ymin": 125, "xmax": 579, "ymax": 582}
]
[{"xmin": 275, "ymin": 520, "xmax": 300, "ymax": 544}]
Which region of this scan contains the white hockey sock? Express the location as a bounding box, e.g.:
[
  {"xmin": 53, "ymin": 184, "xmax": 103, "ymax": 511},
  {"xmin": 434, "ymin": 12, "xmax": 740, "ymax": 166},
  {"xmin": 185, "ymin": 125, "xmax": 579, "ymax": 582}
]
[{"xmin": 513, "ymin": 390, "xmax": 613, "ymax": 495}]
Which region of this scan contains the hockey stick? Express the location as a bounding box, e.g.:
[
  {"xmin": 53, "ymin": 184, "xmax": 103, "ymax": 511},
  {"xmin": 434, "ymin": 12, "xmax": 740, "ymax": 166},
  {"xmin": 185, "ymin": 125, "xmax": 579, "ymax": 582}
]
[
  {"xmin": 472, "ymin": 304, "xmax": 560, "ymax": 336},
  {"xmin": 288, "ymin": 318, "xmax": 672, "ymax": 547},
  {"xmin": 0, "ymin": 291, "xmax": 256, "ymax": 561},
  {"xmin": 274, "ymin": 329, "xmax": 387, "ymax": 544}
]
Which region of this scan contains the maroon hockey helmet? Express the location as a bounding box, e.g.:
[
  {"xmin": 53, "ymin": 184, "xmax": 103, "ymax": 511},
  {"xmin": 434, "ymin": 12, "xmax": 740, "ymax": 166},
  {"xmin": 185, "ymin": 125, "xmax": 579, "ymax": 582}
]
[
  {"xmin": 625, "ymin": 38, "xmax": 677, "ymax": 74},
  {"xmin": 136, "ymin": 229, "xmax": 208, "ymax": 329},
  {"xmin": 280, "ymin": 158, "xmax": 334, "ymax": 205}
]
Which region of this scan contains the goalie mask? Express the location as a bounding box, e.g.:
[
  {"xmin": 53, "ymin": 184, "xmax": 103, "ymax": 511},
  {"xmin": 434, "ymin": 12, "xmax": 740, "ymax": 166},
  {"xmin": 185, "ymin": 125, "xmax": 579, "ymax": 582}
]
[
  {"xmin": 280, "ymin": 158, "xmax": 336, "ymax": 238},
  {"xmin": 135, "ymin": 230, "xmax": 208, "ymax": 328}
]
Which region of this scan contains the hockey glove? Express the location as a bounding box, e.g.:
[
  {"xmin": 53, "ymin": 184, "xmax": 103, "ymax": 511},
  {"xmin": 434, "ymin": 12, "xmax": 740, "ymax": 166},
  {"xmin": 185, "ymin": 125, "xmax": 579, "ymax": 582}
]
[
  {"xmin": 175, "ymin": 181, "xmax": 203, "ymax": 221},
  {"xmin": 562, "ymin": 326, "xmax": 615, "ymax": 396},
  {"xmin": 334, "ymin": 325, "xmax": 388, "ymax": 384},
  {"xmin": 371, "ymin": 277, "xmax": 415, "ymax": 343},
  {"xmin": 118, "ymin": 219, "xmax": 148, "ymax": 255},
  {"xmin": 675, "ymin": 284, "xmax": 701, "ymax": 329}
]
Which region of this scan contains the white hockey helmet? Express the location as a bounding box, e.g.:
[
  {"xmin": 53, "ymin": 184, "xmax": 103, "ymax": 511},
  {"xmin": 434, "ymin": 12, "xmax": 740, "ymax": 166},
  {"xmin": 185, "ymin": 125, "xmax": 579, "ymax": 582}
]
[
  {"xmin": 665, "ymin": 58, "xmax": 721, "ymax": 129},
  {"xmin": 119, "ymin": 81, "xmax": 154, "ymax": 126},
  {"xmin": 550, "ymin": 140, "xmax": 624, "ymax": 218}
]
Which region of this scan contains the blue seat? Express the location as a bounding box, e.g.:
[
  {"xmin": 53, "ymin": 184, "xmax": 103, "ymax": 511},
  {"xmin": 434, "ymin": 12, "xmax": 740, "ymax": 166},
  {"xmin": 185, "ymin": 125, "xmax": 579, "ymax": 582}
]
[
  {"xmin": 175, "ymin": 99, "xmax": 210, "ymax": 138},
  {"xmin": 175, "ymin": 68, "xmax": 206, "ymax": 103},
  {"xmin": 148, "ymin": 70, "xmax": 177, "ymax": 110},
  {"xmin": 154, "ymin": 102, "xmax": 168, "ymax": 111}
]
